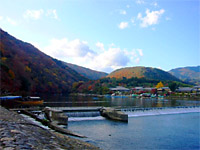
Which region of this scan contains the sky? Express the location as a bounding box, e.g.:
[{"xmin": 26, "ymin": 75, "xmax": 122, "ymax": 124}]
[{"xmin": 0, "ymin": 0, "xmax": 199, "ymax": 73}]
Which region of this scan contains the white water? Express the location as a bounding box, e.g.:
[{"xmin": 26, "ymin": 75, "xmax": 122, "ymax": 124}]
[
  {"xmin": 68, "ymin": 116, "xmax": 105, "ymax": 121},
  {"xmin": 68, "ymin": 107, "xmax": 200, "ymax": 121},
  {"xmin": 124, "ymin": 107, "xmax": 200, "ymax": 117},
  {"xmin": 20, "ymin": 114, "xmax": 51, "ymax": 130}
]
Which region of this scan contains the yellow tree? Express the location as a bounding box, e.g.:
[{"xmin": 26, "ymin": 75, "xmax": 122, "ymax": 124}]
[{"xmin": 156, "ymin": 81, "xmax": 164, "ymax": 89}]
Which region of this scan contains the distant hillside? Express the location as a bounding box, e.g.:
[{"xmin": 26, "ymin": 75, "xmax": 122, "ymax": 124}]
[
  {"xmin": 65, "ymin": 63, "xmax": 108, "ymax": 80},
  {"xmin": 169, "ymin": 66, "xmax": 200, "ymax": 85},
  {"xmin": 107, "ymin": 66, "xmax": 180, "ymax": 81},
  {"xmin": 0, "ymin": 29, "xmax": 87, "ymax": 94}
]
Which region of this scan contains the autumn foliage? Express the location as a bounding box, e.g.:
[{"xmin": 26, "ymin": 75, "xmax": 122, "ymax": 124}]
[
  {"xmin": 107, "ymin": 67, "xmax": 181, "ymax": 82},
  {"xmin": 0, "ymin": 29, "xmax": 87, "ymax": 95}
]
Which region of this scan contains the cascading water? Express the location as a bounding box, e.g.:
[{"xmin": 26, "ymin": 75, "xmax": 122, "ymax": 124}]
[
  {"xmin": 65, "ymin": 111, "xmax": 101, "ymax": 117},
  {"xmin": 65, "ymin": 111, "xmax": 105, "ymax": 121},
  {"xmin": 120, "ymin": 106, "xmax": 200, "ymax": 117}
]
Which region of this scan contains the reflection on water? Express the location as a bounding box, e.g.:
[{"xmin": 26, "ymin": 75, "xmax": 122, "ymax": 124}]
[{"xmin": 40, "ymin": 94, "xmax": 200, "ymax": 108}]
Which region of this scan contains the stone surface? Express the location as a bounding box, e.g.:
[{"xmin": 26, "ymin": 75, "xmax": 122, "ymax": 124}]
[{"xmin": 0, "ymin": 106, "xmax": 100, "ymax": 150}]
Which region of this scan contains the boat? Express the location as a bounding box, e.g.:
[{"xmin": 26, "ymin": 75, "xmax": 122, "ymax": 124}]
[
  {"xmin": 158, "ymin": 95, "xmax": 164, "ymax": 99},
  {"xmin": 16, "ymin": 96, "xmax": 43, "ymax": 105},
  {"xmin": 132, "ymin": 94, "xmax": 139, "ymax": 98},
  {"xmin": 0, "ymin": 96, "xmax": 22, "ymax": 108}
]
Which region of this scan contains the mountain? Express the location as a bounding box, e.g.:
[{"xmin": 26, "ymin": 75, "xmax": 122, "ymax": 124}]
[
  {"xmin": 65, "ymin": 62, "xmax": 108, "ymax": 80},
  {"xmin": 107, "ymin": 66, "xmax": 180, "ymax": 81},
  {"xmin": 169, "ymin": 66, "xmax": 200, "ymax": 85},
  {"xmin": 0, "ymin": 29, "xmax": 87, "ymax": 95}
]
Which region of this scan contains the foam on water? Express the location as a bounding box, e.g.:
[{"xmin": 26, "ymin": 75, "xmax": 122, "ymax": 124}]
[
  {"xmin": 124, "ymin": 107, "xmax": 200, "ymax": 117},
  {"xmin": 20, "ymin": 114, "xmax": 50, "ymax": 130}
]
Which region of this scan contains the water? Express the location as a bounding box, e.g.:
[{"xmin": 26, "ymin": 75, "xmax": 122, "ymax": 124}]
[
  {"xmin": 39, "ymin": 95, "xmax": 200, "ymax": 149},
  {"xmin": 67, "ymin": 113, "xmax": 200, "ymax": 150},
  {"xmin": 18, "ymin": 95, "xmax": 199, "ymax": 149},
  {"xmin": 41, "ymin": 95, "xmax": 200, "ymax": 108},
  {"xmin": 65, "ymin": 111, "xmax": 100, "ymax": 117}
]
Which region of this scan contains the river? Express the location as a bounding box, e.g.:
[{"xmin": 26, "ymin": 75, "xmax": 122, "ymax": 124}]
[
  {"xmin": 40, "ymin": 95, "xmax": 200, "ymax": 150},
  {"xmin": 67, "ymin": 113, "xmax": 200, "ymax": 150},
  {"xmin": 41, "ymin": 95, "xmax": 200, "ymax": 108}
]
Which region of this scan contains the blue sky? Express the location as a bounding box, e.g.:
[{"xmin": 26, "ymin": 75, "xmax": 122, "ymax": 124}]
[{"xmin": 0, "ymin": 0, "xmax": 199, "ymax": 73}]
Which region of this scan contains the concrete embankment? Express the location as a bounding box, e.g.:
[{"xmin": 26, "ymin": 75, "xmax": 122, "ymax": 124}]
[
  {"xmin": 100, "ymin": 107, "xmax": 128, "ymax": 122},
  {"xmin": 0, "ymin": 106, "xmax": 100, "ymax": 150}
]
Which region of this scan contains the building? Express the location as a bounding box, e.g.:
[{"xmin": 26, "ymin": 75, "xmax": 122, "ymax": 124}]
[
  {"xmin": 176, "ymin": 87, "xmax": 193, "ymax": 93},
  {"xmin": 109, "ymin": 86, "xmax": 130, "ymax": 92}
]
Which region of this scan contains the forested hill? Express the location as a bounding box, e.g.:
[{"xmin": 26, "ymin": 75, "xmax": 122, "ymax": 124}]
[
  {"xmin": 0, "ymin": 29, "xmax": 87, "ymax": 95},
  {"xmin": 169, "ymin": 66, "xmax": 200, "ymax": 85},
  {"xmin": 65, "ymin": 62, "xmax": 108, "ymax": 80},
  {"xmin": 107, "ymin": 66, "xmax": 180, "ymax": 82}
]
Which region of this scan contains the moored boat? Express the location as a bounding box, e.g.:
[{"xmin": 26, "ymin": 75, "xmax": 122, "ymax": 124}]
[
  {"xmin": 0, "ymin": 96, "xmax": 22, "ymax": 108},
  {"xmin": 17, "ymin": 96, "xmax": 43, "ymax": 105}
]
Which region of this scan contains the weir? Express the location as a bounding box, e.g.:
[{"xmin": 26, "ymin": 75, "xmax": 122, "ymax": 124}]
[
  {"xmin": 64, "ymin": 111, "xmax": 101, "ymax": 117},
  {"xmin": 119, "ymin": 106, "xmax": 200, "ymax": 117},
  {"xmin": 11, "ymin": 106, "xmax": 200, "ymax": 122},
  {"xmin": 119, "ymin": 105, "xmax": 200, "ymax": 112}
]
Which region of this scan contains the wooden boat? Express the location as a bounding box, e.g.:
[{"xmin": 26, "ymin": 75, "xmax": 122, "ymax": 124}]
[{"xmin": 17, "ymin": 96, "xmax": 43, "ymax": 105}]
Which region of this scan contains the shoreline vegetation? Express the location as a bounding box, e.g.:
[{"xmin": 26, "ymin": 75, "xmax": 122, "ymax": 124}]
[{"xmin": 0, "ymin": 106, "xmax": 100, "ymax": 150}]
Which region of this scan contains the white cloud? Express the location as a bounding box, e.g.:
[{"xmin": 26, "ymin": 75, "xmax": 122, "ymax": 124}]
[
  {"xmin": 23, "ymin": 9, "xmax": 58, "ymax": 20},
  {"xmin": 126, "ymin": 5, "xmax": 130, "ymax": 8},
  {"xmin": 137, "ymin": 49, "xmax": 143, "ymax": 56},
  {"xmin": 118, "ymin": 22, "xmax": 129, "ymax": 29},
  {"xmin": 120, "ymin": 10, "xmax": 127, "ymax": 15},
  {"xmin": 138, "ymin": 9, "xmax": 165, "ymax": 27},
  {"xmin": 96, "ymin": 42, "xmax": 105, "ymax": 51},
  {"xmin": 23, "ymin": 9, "xmax": 44, "ymax": 20},
  {"xmin": 152, "ymin": 2, "xmax": 158, "ymax": 7},
  {"xmin": 130, "ymin": 17, "xmax": 137, "ymax": 26},
  {"xmin": 131, "ymin": 17, "xmax": 135, "ymax": 23},
  {"xmin": 43, "ymin": 38, "xmax": 95, "ymax": 58},
  {"xmin": 46, "ymin": 9, "xmax": 58, "ymax": 20},
  {"xmin": 135, "ymin": 57, "xmax": 140, "ymax": 64},
  {"xmin": 137, "ymin": 13, "xmax": 142, "ymax": 19},
  {"xmin": 136, "ymin": 0, "xmax": 145, "ymax": 4},
  {"xmin": 0, "ymin": 16, "xmax": 18, "ymax": 26},
  {"xmin": 92, "ymin": 48, "xmax": 130, "ymax": 72},
  {"xmin": 6, "ymin": 17, "xmax": 17, "ymax": 25},
  {"xmin": 109, "ymin": 43, "xmax": 115, "ymax": 47},
  {"xmin": 43, "ymin": 38, "xmax": 144, "ymax": 73}
]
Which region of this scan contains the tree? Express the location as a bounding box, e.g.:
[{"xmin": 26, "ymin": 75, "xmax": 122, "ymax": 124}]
[
  {"xmin": 156, "ymin": 81, "xmax": 164, "ymax": 88},
  {"xmin": 8, "ymin": 69, "xmax": 15, "ymax": 79},
  {"xmin": 169, "ymin": 82, "xmax": 178, "ymax": 92}
]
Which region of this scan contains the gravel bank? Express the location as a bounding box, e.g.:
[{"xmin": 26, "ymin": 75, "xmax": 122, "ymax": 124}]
[{"xmin": 0, "ymin": 106, "xmax": 100, "ymax": 150}]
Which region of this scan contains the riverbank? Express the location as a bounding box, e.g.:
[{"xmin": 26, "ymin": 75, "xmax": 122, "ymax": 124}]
[
  {"xmin": 71, "ymin": 93, "xmax": 200, "ymax": 99},
  {"xmin": 0, "ymin": 106, "xmax": 100, "ymax": 150}
]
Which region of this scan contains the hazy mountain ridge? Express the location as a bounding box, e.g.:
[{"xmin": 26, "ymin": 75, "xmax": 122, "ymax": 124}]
[
  {"xmin": 0, "ymin": 29, "xmax": 87, "ymax": 94},
  {"xmin": 169, "ymin": 66, "xmax": 200, "ymax": 85},
  {"xmin": 65, "ymin": 62, "xmax": 108, "ymax": 80},
  {"xmin": 107, "ymin": 66, "xmax": 181, "ymax": 82}
]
